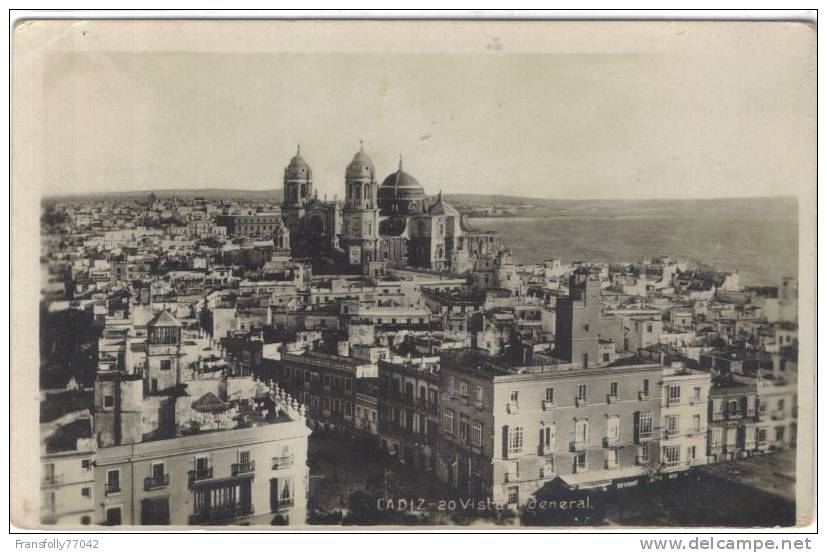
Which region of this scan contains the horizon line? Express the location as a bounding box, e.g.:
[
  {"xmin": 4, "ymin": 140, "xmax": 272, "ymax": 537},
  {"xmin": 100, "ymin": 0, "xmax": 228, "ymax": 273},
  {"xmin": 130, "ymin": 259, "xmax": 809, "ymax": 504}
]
[{"xmin": 40, "ymin": 188, "xmax": 800, "ymax": 203}]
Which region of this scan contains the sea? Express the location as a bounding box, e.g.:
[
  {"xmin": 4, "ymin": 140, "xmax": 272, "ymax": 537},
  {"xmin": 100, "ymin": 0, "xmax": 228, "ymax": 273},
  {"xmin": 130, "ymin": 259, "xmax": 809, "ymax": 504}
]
[{"xmin": 467, "ymin": 198, "xmax": 799, "ymax": 287}]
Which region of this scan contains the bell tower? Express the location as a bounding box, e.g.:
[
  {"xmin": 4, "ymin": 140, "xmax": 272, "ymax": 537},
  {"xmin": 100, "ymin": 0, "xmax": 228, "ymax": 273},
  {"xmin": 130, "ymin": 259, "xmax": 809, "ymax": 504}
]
[{"xmin": 342, "ymin": 141, "xmax": 380, "ymax": 268}]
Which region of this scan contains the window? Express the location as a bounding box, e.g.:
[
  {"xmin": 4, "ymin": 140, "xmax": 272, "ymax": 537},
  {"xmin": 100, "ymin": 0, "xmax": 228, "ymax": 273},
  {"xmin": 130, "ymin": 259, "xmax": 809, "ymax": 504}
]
[
  {"xmin": 775, "ymin": 426, "xmax": 785, "ymax": 442},
  {"xmin": 665, "ymin": 415, "xmax": 679, "ymax": 436},
  {"xmin": 81, "ymin": 459, "xmax": 92, "ymax": 471},
  {"xmin": 508, "ymin": 426, "xmax": 524, "ymax": 456},
  {"xmin": 663, "ymin": 445, "xmax": 680, "ymax": 467},
  {"xmin": 81, "ymin": 486, "xmax": 91, "ymax": 498},
  {"xmin": 442, "ymin": 409, "xmax": 454, "ymax": 434},
  {"xmin": 105, "ymin": 506, "xmax": 122, "ymax": 526},
  {"xmin": 104, "ymin": 395, "xmax": 114, "ymax": 409},
  {"xmin": 471, "ymin": 420, "xmax": 483, "ymax": 447},
  {"xmin": 637, "ymin": 444, "xmax": 650, "ymax": 465},
  {"xmin": 106, "ymin": 469, "xmax": 120, "ymax": 494},
  {"xmin": 345, "ymin": 401, "xmax": 353, "ymax": 416},
  {"xmin": 141, "ymin": 497, "xmax": 170, "ymax": 525},
  {"xmin": 693, "ymin": 387, "xmax": 701, "ymax": 401},
  {"xmin": 510, "ymin": 391, "xmax": 519, "ymax": 404},
  {"xmin": 323, "ymin": 375, "xmax": 331, "ymax": 388},
  {"xmin": 270, "ymin": 477, "xmax": 294, "ymax": 510},
  {"xmin": 475, "ymin": 385, "xmax": 485, "ymax": 403},
  {"xmin": 160, "ymin": 359, "xmax": 172, "ymax": 371},
  {"xmin": 542, "ymin": 456, "xmax": 555, "ymax": 478},
  {"xmin": 583, "ymin": 324, "xmax": 590, "ymax": 332},
  {"xmin": 577, "ymin": 384, "xmax": 588, "ymax": 402},
  {"xmin": 757, "ymin": 428, "xmax": 768, "ymax": 444},
  {"xmin": 573, "ymin": 452, "xmax": 587, "ymax": 472},
  {"xmin": 575, "ymin": 419, "xmax": 589, "ymax": 447},
  {"xmin": 728, "ymin": 399, "xmax": 739, "ymax": 415},
  {"xmin": 647, "ymin": 324, "xmax": 653, "ymax": 333},
  {"xmin": 606, "ymin": 416, "xmax": 620, "ymax": 443},
  {"xmin": 606, "ymin": 448, "xmax": 619, "ymax": 469},
  {"xmin": 459, "ymin": 380, "xmax": 469, "ymax": 398},
  {"xmin": 540, "ymin": 423, "xmax": 556, "ymax": 451},
  {"xmin": 668, "ymin": 385, "xmax": 681, "ymax": 404},
  {"xmin": 507, "ymin": 485, "xmax": 519, "ymax": 505},
  {"xmin": 609, "ymin": 381, "xmax": 619, "ymax": 399},
  {"xmin": 459, "ymin": 416, "xmax": 469, "ymax": 442},
  {"xmin": 687, "ymin": 445, "xmax": 697, "ymax": 463},
  {"xmin": 692, "ymin": 414, "xmax": 701, "ymax": 432},
  {"xmin": 642, "ymin": 379, "xmax": 650, "ymax": 397},
  {"xmin": 448, "ymin": 376, "xmax": 455, "ymax": 394},
  {"xmin": 545, "ymin": 387, "xmax": 554, "ymax": 403}
]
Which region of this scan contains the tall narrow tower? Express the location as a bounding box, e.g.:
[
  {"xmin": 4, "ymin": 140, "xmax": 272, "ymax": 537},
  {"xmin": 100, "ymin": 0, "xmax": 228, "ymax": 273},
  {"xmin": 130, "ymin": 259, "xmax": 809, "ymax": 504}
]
[
  {"xmin": 553, "ymin": 266, "xmax": 602, "ymax": 367},
  {"xmin": 281, "ymin": 145, "xmax": 313, "ymax": 250},
  {"xmin": 341, "ymin": 142, "xmax": 380, "ymax": 267}
]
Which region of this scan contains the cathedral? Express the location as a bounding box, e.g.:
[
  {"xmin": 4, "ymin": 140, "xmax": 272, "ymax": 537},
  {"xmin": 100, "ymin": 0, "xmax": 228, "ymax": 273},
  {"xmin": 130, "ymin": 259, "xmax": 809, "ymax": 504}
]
[{"xmin": 278, "ymin": 144, "xmax": 503, "ymax": 276}]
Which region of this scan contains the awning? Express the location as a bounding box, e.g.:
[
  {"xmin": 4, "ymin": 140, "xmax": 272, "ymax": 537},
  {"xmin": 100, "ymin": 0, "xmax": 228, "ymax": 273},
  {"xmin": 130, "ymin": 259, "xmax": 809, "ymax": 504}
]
[{"xmin": 559, "ymin": 466, "xmax": 646, "ymax": 490}]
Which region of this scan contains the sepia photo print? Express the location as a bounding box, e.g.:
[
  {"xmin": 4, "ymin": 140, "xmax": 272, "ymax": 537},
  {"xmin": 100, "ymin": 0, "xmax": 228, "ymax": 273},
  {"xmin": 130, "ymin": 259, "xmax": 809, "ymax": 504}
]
[{"xmin": 10, "ymin": 17, "xmax": 817, "ymax": 531}]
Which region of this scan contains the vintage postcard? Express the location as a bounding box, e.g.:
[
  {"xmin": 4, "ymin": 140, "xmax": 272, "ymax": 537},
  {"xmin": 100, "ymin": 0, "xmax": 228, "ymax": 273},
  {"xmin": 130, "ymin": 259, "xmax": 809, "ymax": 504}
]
[{"xmin": 10, "ymin": 16, "xmax": 816, "ymax": 532}]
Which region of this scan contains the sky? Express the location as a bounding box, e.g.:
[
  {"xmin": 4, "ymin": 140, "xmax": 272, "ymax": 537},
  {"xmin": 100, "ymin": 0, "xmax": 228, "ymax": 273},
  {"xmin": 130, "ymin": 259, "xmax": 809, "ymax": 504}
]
[{"xmin": 22, "ymin": 20, "xmax": 816, "ymax": 200}]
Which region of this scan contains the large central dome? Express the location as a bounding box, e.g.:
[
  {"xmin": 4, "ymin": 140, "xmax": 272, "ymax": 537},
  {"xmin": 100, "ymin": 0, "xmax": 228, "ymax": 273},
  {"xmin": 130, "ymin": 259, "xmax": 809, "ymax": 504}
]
[{"xmin": 378, "ymin": 156, "xmax": 426, "ymax": 215}]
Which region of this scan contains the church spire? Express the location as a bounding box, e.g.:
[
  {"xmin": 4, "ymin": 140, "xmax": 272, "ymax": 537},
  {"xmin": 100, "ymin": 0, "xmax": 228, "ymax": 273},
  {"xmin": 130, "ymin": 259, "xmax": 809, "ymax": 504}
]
[{"xmin": 398, "ymin": 154, "xmax": 403, "ymax": 172}]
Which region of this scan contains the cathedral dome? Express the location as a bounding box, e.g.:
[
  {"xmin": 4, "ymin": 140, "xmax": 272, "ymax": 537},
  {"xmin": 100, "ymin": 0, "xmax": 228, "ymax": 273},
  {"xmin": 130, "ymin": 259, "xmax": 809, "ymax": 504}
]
[
  {"xmin": 346, "ymin": 142, "xmax": 375, "ymax": 179},
  {"xmin": 378, "ymin": 156, "xmax": 426, "ymax": 215},
  {"xmin": 284, "ymin": 145, "xmax": 312, "ymax": 180}
]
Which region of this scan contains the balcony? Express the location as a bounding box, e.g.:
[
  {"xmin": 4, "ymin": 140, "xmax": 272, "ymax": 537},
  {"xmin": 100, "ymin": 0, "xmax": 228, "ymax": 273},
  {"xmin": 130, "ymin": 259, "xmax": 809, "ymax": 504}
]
[
  {"xmin": 541, "ymin": 400, "xmax": 554, "ymax": 411},
  {"xmin": 104, "ymin": 483, "xmax": 121, "ymax": 496},
  {"xmin": 606, "ymin": 394, "xmax": 617, "ymax": 405},
  {"xmin": 271, "ymin": 455, "xmax": 295, "ymax": 470},
  {"xmin": 144, "ymin": 474, "xmax": 170, "ymax": 491},
  {"xmin": 637, "ymin": 431, "xmax": 653, "ymax": 443},
  {"xmin": 575, "ymin": 397, "xmax": 588, "ymax": 407},
  {"xmin": 663, "ymin": 429, "xmax": 680, "ymax": 439},
  {"xmin": 504, "ymin": 472, "xmax": 519, "ymax": 484},
  {"xmin": 188, "ymin": 467, "xmax": 214, "ymax": 487},
  {"xmin": 41, "ymin": 474, "xmax": 64, "ymax": 487},
  {"xmin": 770, "ymin": 410, "xmax": 786, "ymax": 421},
  {"xmin": 570, "ymin": 440, "xmax": 588, "ymax": 452},
  {"xmin": 231, "ymin": 461, "xmax": 256, "ymax": 476},
  {"xmin": 189, "ymin": 503, "xmax": 254, "ymax": 524},
  {"xmin": 638, "ymin": 391, "xmax": 651, "ymax": 401},
  {"xmin": 667, "ymin": 397, "xmax": 681, "ymax": 406},
  {"xmin": 506, "ymin": 402, "xmax": 519, "ymax": 414},
  {"xmin": 271, "ymin": 497, "xmax": 295, "ymax": 511},
  {"xmin": 603, "ymin": 436, "xmax": 619, "ymax": 448}
]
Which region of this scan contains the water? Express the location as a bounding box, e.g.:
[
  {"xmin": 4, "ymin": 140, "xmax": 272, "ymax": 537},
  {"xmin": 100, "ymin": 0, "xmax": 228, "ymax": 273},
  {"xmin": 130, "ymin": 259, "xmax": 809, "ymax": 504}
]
[{"xmin": 468, "ymin": 206, "xmax": 798, "ymax": 287}]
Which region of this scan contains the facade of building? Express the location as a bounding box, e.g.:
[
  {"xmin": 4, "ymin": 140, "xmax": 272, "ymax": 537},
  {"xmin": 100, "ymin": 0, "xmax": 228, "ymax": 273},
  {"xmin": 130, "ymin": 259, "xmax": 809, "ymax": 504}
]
[
  {"xmin": 436, "ymin": 349, "xmax": 684, "ymax": 506},
  {"xmin": 215, "ymin": 213, "xmax": 283, "ymax": 239},
  {"xmin": 40, "ymin": 413, "xmax": 96, "ymax": 526},
  {"xmin": 376, "ymin": 359, "xmax": 441, "ymax": 469}
]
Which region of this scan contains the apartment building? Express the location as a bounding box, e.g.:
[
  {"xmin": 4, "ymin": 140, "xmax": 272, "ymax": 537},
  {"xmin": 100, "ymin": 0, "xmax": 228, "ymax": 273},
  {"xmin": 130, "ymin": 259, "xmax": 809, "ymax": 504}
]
[
  {"xmin": 708, "ymin": 377, "xmax": 758, "ymax": 462},
  {"xmin": 755, "ymin": 375, "xmax": 798, "ymax": 452},
  {"xmin": 40, "ymin": 413, "xmax": 96, "ymax": 526},
  {"xmin": 94, "ymin": 384, "xmax": 310, "ymax": 526},
  {"xmin": 276, "ymin": 350, "xmax": 376, "ymax": 433},
  {"xmin": 660, "ymin": 366, "xmax": 711, "ymax": 473},
  {"xmin": 376, "ymin": 358, "xmax": 441, "ymax": 470},
  {"xmin": 436, "ymin": 349, "xmax": 676, "ymax": 507}
]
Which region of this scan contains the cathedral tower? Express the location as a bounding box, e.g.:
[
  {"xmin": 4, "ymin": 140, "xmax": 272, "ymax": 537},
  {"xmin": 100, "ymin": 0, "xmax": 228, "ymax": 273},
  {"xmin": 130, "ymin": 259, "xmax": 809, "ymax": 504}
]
[{"xmin": 341, "ymin": 142, "xmax": 380, "ymax": 267}]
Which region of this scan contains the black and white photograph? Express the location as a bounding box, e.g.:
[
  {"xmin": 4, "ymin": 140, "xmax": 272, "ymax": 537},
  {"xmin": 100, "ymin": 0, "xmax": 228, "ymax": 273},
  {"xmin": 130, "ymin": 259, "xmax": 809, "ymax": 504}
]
[{"xmin": 10, "ymin": 13, "xmax": 817, "ymax": 534}]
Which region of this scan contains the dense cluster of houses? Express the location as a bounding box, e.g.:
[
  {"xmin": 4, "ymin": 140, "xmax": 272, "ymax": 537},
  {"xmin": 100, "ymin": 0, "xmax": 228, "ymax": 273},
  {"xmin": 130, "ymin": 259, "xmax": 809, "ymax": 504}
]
[{"xmin": 39, "ymin": 186, "xmax": 798, "ymax": 526}]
